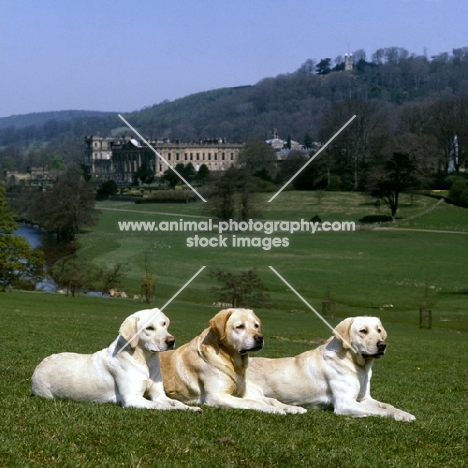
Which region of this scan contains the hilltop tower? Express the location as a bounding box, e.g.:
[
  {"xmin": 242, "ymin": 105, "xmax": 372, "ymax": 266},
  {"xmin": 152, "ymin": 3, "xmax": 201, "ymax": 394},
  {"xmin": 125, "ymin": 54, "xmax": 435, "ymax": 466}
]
[{"xmin": 344, "ymin": 53, "xmax": 353, "ymax": 71}]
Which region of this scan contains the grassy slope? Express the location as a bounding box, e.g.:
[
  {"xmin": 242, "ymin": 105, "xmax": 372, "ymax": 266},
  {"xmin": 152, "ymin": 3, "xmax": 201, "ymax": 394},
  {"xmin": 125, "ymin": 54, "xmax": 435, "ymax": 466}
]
[
  {"xmin": 1, "ymin": 191, "xmax": 467, "ymax": 466},
  {"xmin": 1, "ymin": 292, "xmax": 467, "ymax": 467},
  {"xmin": 81, "ymin": 193, "xmax": 468, "ymax": 332}
]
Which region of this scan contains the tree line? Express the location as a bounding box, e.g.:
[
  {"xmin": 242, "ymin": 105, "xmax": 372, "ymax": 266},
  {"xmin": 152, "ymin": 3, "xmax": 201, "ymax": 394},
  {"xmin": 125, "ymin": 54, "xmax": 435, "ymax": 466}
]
[{"xmin": 1, "ymin": 45, "xmax": 468, "ymax": 175}]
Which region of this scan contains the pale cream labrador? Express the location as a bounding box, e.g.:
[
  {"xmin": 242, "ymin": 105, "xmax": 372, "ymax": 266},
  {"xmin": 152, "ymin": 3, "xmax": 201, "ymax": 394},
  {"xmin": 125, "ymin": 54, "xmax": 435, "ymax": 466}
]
[
  {"xmin": 160, "ymin": 308, "xmax": 306, "ymax": 414},
  {"xmin": 247, "ymin": 316, "xmax": 415, "ymax": 421},
  {"xmin": 32, "ymin": 308, "xmax": 200, "ymax": 411}
]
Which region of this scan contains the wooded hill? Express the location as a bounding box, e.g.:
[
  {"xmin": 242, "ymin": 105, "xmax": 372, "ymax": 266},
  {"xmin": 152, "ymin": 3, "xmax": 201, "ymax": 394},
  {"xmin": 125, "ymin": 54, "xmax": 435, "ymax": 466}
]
[
  {"xmin": 1, "ymin": 46, "xmax": 468, "ymax": 169},
  {"xmin": 0, "ymin": 110, "xmax": 116, "ymax": 131},
  {"xmin": 128, "ymin": 46, "xmax": 468, "ymax": 144}
]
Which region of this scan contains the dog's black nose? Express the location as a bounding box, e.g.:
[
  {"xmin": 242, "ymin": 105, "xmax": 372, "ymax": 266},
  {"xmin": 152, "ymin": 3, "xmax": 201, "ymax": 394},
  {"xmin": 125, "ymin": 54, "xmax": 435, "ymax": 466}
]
[
  {"xmin": 377, "ymin": 340, "xmax": 387, "ymax": 351},
  {"xmin": 166, "ymin": 336, "xmax": 175, "ymax": 349},
  {"xmin": 254, "ymin": 334, "xmax": 264, "ymax": 344}
]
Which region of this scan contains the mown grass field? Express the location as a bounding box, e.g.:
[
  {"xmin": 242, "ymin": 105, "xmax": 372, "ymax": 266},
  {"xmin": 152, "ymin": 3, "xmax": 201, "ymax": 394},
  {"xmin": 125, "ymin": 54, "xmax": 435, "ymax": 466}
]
[
  {"xmin": 1, "ymin": 191, "xmax": 468, "ymax": 467},
  {"xmin": 81, "ymin": 192, "xmax": 468, "ymax": 332},
  {"xmin": 1, "ymin": 292, "xmax": 467, "ymax": 467}
]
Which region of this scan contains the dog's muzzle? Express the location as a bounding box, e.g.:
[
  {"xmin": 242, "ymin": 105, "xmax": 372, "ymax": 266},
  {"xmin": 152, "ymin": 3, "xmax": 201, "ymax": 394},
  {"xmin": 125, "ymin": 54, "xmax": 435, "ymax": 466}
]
[
  {"xmin": 165, "ymin": 336, "xmax": 175, "ymax": 350},
  {"xmin": 362, "ymin": 340, "xmax": 386, "ymax": 359},
  {"xmin": 240, "ymin": 334, "xmax": 264, "ymax": 354}
]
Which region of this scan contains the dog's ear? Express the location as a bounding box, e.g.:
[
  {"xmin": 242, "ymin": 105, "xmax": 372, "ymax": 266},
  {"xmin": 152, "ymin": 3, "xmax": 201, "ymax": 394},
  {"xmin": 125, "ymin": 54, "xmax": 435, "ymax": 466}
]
[
  {"xmin": 333, "ymin": 317, "xmax": 354, "ymax": 350},
  {"xmin": 119, "ymin": 315, "xmax": 140, "ymax": 349},
  {"xmin": 209, "ymin": 309, "xmax": 233, "ymax": 340}
]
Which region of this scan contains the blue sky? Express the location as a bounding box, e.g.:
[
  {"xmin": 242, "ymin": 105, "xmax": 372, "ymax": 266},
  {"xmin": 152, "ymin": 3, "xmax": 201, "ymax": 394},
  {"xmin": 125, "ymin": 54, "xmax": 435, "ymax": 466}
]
[{"xmin": 1, "ymin": 0, "xmax": 467, "ymax": 118}]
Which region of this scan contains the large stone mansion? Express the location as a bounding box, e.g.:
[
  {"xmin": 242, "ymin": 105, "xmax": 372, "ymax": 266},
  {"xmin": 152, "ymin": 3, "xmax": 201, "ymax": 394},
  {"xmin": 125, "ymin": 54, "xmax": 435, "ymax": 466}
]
[{"xmin": 85, "ymin": 135, "xmax": 244, "ymax": 183}]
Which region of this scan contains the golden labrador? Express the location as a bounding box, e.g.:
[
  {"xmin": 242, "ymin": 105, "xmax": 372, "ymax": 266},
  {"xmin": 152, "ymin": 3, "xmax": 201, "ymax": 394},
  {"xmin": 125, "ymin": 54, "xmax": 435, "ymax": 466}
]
[
  {"xmin": 32, "ymin": 308, "xmax": 200, "ymax": 411},
  {"xmin": 160, "ymin": 308, "xmax": 306, "ymax": 414},
  {"xmin": 247, "ymin": 316, "xmax": 415, "ymax": 421}
]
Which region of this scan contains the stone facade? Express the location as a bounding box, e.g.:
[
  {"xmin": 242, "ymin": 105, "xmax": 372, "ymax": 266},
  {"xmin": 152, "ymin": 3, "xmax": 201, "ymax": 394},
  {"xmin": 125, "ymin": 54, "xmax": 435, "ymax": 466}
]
[{"xmin": 85, "ymin": 136, "xmax": 244, "ymax": 183}]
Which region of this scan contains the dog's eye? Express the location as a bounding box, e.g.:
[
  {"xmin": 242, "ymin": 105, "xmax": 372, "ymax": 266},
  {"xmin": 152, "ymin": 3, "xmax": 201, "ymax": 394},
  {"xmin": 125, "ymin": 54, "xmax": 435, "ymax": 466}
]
[
  {"xmin": 236, "ymin": 324, "xmax": 245, "ymax": 330},
  {"xmin": 254, "ymin": 323, "xmax": 260, "ymax": 329},
  {"xmin": 146, "ymin": 326, "xmax": 155, "ymax": 331},
  {"xmin": 360, "ymin": 329, "xmax": 368, "ymax": 334},
  {"xmin": 377, "ymin": 328, "xmax": 382, "ymax": 333},
  {"xmin": 162, "ymin": 321, "xmax": 166, "ymax": 327}
]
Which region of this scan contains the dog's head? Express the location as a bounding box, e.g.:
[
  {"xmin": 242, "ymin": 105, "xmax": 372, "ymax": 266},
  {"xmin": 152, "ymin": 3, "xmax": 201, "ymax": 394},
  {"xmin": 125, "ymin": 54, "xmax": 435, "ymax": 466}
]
[
  {"xmin": 209, "ymin": 308, "xmax": 264, "ymax": 355},
  {"xmin": 119, "ymin": 308, "xmax": 175, "ymax": 352},
  {"xmin": 333, "ymin": 316, "xmax": 387, "ymax": 359}
]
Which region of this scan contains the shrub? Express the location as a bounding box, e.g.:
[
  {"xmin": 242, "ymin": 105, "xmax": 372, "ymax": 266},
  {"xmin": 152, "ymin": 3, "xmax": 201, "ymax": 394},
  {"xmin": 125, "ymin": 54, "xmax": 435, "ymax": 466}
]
[
  {"xmin": 448, "ymin": 179, "xmax": 468, "ymax": 206},
  {"xmin": 97, "ymin": 180, "xmax": 118, "ymax": 196},
  {"xmin": 134, "ymin": 190, "xmax": 201, "ymax": 204},
  {"xmin": 359, "ymin": 215, "xmax": 393, "ymax": 224}
]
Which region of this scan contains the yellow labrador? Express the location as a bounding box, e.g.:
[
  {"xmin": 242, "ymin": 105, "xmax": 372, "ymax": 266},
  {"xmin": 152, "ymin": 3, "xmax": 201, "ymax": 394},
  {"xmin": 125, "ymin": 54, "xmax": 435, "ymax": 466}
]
[
  {"xmin": 32, "ymin": 308, "xmax": 200, "ymax": 411},
  {"xmin": 160, "ymin": 308, "xmax": 306, "ymax": 414},
  {"xmin": 247, "ymin": 316, "xmax": 415, "ymax": 421}
]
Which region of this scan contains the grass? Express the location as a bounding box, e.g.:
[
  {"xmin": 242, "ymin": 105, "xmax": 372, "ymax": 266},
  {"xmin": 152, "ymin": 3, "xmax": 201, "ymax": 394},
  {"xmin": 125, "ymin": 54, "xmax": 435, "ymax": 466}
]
[
  {"xmin": 2, "ymin": 191, "xmax": 467, "ymax": 466},
  {"xmin": 1, "ymin": 292, "xmax": 467, "ymax": 467},
  {"xmin": 80, "ymin": 193, "xmax": 468, "ymax": 333}
]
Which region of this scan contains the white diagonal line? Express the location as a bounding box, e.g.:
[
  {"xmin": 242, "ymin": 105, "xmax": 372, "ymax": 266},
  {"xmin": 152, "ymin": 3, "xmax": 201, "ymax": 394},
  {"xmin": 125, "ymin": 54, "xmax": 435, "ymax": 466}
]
[
  {"xmin": 268, "ymin": 114, "xmax": 356, "ymax": 203},
  {"xmin": 159, "ymin": 265, "xmax": 206, "ymax": 312},
  {"xmin": 118, "ymin": 114, "xmax": 207, "ymax": 202},
  {"xmin": 117, "ymin": 266, "xmax": 206, "ymax": 355},
  {"xmin": 268, "ymin": 266, "xmax": 357, "ymax": 353}
]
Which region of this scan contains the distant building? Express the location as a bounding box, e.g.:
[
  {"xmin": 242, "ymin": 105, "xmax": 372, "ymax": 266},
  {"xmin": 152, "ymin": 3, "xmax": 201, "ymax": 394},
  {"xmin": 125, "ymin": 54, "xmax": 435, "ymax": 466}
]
[
  {"xmin": 85, "ymin": 136, "xmax": 244, "ymax": 183},
  {"xmin": 265, "ymin": 129, "xmax": 304, "ymax": 152},
  {"xmin": 344, "ymin": 53, "xmax": 353, "ymax": 71},
  {"xmin": 265, "ymin": 129, "xmax": 312, "ymax": 163},
  {"xmin": 5, "ymin": 167, "xmax": 60, "ymax": 188}
]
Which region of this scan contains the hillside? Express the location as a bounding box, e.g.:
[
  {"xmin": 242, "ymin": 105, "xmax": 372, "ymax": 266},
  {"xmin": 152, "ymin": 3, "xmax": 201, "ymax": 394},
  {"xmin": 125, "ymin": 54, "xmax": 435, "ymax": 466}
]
[
  {"xmin": 1, "ymin": 46, "xmax": 468, "ymax": 156},
  {"xmin": 125, "ymin": 46, "xmax": 468, "ymax": 143},
  {"xmin": 0, "ymin": 110, "xmax": 117, "ymax": 130}
]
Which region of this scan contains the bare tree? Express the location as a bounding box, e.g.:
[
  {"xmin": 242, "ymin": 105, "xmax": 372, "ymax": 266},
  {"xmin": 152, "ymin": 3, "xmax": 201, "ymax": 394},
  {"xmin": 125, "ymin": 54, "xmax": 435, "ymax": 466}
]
[
  {"xmin": 320, "ymin": 100, "xmax": 389, "ymax": 190},
  {"xmin": 141, "ymin": 248, "xmax": 155, "ymax": 303},
  {"xmin": 420, "ymin": 95, "xmax": 468, "ymax": 173},
  {"xmin": 28, "ymin": 164, "xmax": 99, "ymax": 241},
  {"xmin": 205, "ymin": 167, "xmax": 259, "ymax": 221},
  {"xmin": 50, "ymin": 254, "xmax": 100, "ymax": 297},
  {"xmin": 209, "ymin": 268, "xmax": 272, "ymax": 308},
  {"xmin": 101, "ymin": 263, "xmax": 129, "ymax": 294}
]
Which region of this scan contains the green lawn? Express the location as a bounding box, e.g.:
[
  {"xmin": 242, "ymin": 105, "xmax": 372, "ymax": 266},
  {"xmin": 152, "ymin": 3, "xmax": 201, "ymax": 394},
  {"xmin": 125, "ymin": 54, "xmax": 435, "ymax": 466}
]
[
  {"xmin": 1, "ymin": 292, "xmax": 467, "ymax": 467},
  {"xmin": 78, "ymin": 193, "xmax": 468, "ymax": 333},
  {"xmin": 1, "ymin": 191, "xmax": 467, "ymax": 466}
]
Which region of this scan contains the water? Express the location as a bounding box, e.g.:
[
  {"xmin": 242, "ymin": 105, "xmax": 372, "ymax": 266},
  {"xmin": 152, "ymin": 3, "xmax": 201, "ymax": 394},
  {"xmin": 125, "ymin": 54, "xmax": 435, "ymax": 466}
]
[
  {"xmin": 14, "ymin": 224, "xmax": 46, "ymax": 248},
  {"xmin": 14, "ymin": 225, "xmax": 109, "ymax": 296},
  {"xmin": 14, "ymin": 224, "xmax": 58, "ymax": 292}
]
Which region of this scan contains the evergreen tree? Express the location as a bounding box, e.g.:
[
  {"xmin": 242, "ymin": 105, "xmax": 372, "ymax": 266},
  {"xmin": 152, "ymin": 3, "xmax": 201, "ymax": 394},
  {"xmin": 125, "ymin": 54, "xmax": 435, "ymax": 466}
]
[
  {"xmin": 195, "ymin": 164, "xmax": 210, "ymax": 185},
  {"xmin": 368, "ymin": 153, "xmax": 419, "ymax": 218}
]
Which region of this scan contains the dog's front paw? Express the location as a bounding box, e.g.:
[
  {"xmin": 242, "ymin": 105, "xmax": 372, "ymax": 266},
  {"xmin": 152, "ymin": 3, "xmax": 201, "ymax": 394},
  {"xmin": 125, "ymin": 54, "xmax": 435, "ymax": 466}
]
[
  {"xmin": 394, "ymin": 410, "xmax": 416, "ymax": 422},
  {"xmin": 187, "ymin": 405, "xmax": 202, "ymax": 412},
  {"xmin": 284, "ymin": 405, "xmax": 307, "ymax": 415},
  {"xmin": 264, "ymin": 406, "xmax": 286, "ymax": 415}
]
